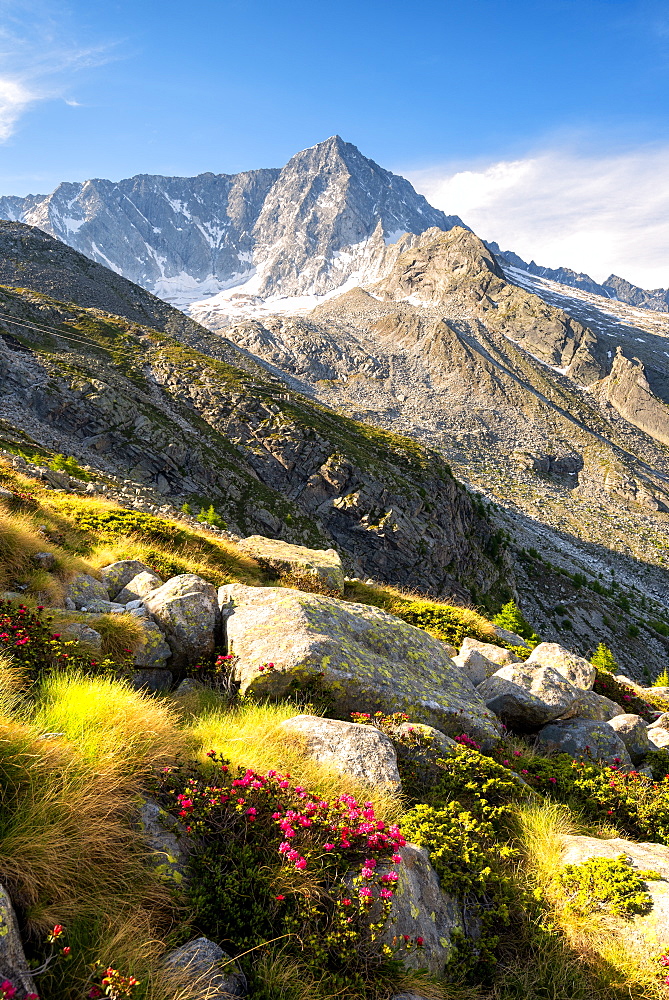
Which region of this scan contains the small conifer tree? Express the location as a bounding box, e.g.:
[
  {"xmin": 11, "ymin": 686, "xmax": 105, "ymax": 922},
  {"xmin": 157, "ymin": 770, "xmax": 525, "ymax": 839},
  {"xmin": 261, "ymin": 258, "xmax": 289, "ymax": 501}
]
[
  {"xmin": 492, "ymin": 600, "xmax": 540, "ymax": 645},
  {"xmin": 590, "ymin": 642, "xmax": 617, "ymax": 673}
]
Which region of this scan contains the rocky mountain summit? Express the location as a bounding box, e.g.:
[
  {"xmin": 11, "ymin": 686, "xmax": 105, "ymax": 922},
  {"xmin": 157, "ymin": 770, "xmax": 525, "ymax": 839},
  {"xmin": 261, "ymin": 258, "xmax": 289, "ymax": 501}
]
[{"xmin": 0, "ymin": 137, "xmax": 463, "ymax": 312}]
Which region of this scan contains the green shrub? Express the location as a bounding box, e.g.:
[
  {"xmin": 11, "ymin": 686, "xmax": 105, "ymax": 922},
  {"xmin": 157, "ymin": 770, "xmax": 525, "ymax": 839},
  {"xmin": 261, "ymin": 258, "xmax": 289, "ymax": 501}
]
[
  {"xmin": 558, "ymin": 854, "xmax": 658, "ymax": 917},
  {"xmin": 654, "ymin": 669, "xmax": 669, "ymax": 688},
  {"xmin": 492, "ymin": 601, "xmax": 540, "ymax": 645},
  {"xmin": 650, "ymin": 620, "xmax": 669, "ymax": 637},
  {"xmin": 49, "ymin": 454, "xmax": 90, "ymax": 480}
]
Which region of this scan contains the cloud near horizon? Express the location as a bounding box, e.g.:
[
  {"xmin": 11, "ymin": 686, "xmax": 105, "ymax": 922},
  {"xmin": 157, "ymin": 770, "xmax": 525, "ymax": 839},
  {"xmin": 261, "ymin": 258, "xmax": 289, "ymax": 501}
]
[{"xmin": 406, "ymin": 147, "xmax": 669, "ymax": 290}]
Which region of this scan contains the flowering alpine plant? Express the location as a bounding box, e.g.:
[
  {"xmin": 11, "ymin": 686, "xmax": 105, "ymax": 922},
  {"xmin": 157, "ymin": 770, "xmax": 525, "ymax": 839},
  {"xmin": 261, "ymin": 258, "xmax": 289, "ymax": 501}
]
[
  {"xmin": 0, "ymin": 981, "xmax": 38, "ymax": 1000},
  {"xmin": 158, "ymin": 753, "xmax": 410, "ymax": 972},
  {"xmin": 88, "ymin": 963, "xmax": 140, "ymax": 1000}
]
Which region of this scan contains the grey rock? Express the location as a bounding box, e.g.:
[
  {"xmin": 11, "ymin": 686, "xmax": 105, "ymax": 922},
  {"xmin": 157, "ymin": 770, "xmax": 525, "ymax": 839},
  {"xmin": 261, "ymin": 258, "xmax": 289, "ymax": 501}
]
[
  {"xmin": 60, "ymin": 621, "xmax": 103, "ymax": 649},
  {"xmin": 138, "ymin": 797, "xmax": 189, "ymax": 884},
  {"xmin": 133, "ymin": 619, "xmax": 171, "ymax": 669},
  {"xmin": 568, "ymin": 689, "xmax": 625, "ymax": 721},
  {"xmin": 163, "ymin": 937, "xmax": 246, "ymax": 999},
  {"xmin": 32, "ymin": 550, "xmax": 55, "ymax": 570},
  {"xmin": 389, "ymin": 721, "xmax": 457, "ymax": 755},
  {"xmin": 606, "ymin": 714, "xmax": 651, "ymax": 763},
  {"xmin": 478, "ymin": 663, "xmax": 580, "ymax": 729},
  {"xmin": 378, "ymin": 844, "xmax": 465, "ymax": 973},
  {"xmin": 650, "ymin": 713, "xmax": 669, "ymax": 732},
  {"xmin": 525, "ymin": 642, "xmax": 596, "ymax": 690},
  {"xmin": 115, "ymin": 569, "xmax": 163, "ymax": 604},
  {"xmin": 492, "ymin": 625, "xmax": 529, "ymax": 648},
  {"xmin": 280, "ymin": 715, "xmax": 400, "ymax": 790},
  {"xmin": 84, "ymin": 599, "xmax": 126, "ymax": 614},
  {"xmin": 174, "ymin": 677, "xmax": 204, "ymax": 695},
  {"xmin": 237, "ymin": 534, "xmax": 345, "ymax": 593},
  {"xmin": 132, "ymin": 669, "xmax": 173, "ymax": 694},
  {"xmin": 144, "ymin": 574, "xmax": 218, "ymax": 668},
  {"xmin": 648, "ymin": 727, "xmax": 669, "ymax": 749},
  {"xmin": 221, "ymin": 584, "xmax": 501, "ymax": 747},
  {"xmin": 100, "ymin": 559, "xmax": 159, "ymax": 599},
  {"xmin": 0, "ymin": 884, "xmax": 37, "ymax": 997},
  {"xmin": 459, "ymin": 636, "xmax": 521, "ymax": 667},
  {"xmin": 66, "ymin": 573, "xmax": 109, "ymax": 609},
  {"xmin": 453, "ymin": 645, "xmax": 501, "ymax": 686},
  {"xmin": 537, "ymin": 718, "xmax": 632, "ymax": 767}
]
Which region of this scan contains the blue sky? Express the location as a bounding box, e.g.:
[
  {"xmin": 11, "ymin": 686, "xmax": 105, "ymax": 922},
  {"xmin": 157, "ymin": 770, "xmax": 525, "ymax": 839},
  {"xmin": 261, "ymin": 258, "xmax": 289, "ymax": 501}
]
[{"xmin": 1, "ymin": 0, "xmax": 668, "ymax": 284}]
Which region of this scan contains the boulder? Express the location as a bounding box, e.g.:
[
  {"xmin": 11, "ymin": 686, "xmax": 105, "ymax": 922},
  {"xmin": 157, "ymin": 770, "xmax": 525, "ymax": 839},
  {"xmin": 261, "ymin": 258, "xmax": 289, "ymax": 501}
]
[
  {"xmin": 133, "ymin": 620, "xmax": 172, "ymax": 669},
  {"xmin": 537, "ymin": 718, "xmax": 632, "ymax": 767},
  {"xmin": 60, "ymin": 621, "xmax": 102, "ymax": 649},
  {"xmin": 453, "ymin": 645, "xmax": 502, "ymax": 686},
  {"xmin": 220, "ymin": 585, "xmax": 501, "ymax": 747},
  {"xmin": 144, "ymin": 574, "xmax": 218, "ymax": 669},
  {"xmin": 32, "ymin": 551, "xmax": 55, "ymax": 570},
  {"xmin": 115, "ymin": 570, "xmax": 163, "ymax": 604},
  {"xmin": 562, "ymin": 834, "xmax": 669, "ymax": 951},
  {"xmin": 238, "ymin": 535, "xmax": 345, "ymax": 594},
  {"xmin": 389, "ymin": 721, "xmax": 457, "ymax": 756},
  {"xmin": 648, "ymin": 727, "xmax": 669, "ymax": 749},
  {"xmin": 138, "ymin": 797, "xmax": 190, "ymax": 884},
  {"xmin": 0, "ymin": 884, "xmax": 38, "ymax": 997},
  {"xmin": 568, "ymin": 689, "xmax": 625, "ymax": 721},
  {"xmin": 100, "ymin": 559, "xmax": 158, "ymax": 599},
  {"xmin": 525, "ymin": 642, "xmax": 596, "ymax": 690},
  {"xmin": 132, "ymin": 669, "xmax": 173, "ymax": 694},
  {"xmin": 650, "ymin": 713, "xmax": 669, "ymax": 732},
  {"xmin": 606, "ymin": 714, "xmax": 651, "ymax": 763},
  {"xmin": 163, "ymin": 937, "xmax": 246, "ymax": 998},
  {"xmin": 65, "ymin": 573, "xmax": 109, "ymax": 610},
  {"xmin": 84, "ymin": 599, "xmax": 126, "ymax": 614},
  {"xmin": 378, "ymin": 844, "xmax": 465, "ymax": 973},
  {"xmin": 459, "ymin": 636, "xmax": 521, "ymax": 667},
  {"xmin": 280, "ymin": 715, "xmax": 400, "ymax": 790},
  {"xmin": 492, "ymin": 625, "xmax": 529, "ymax": 648},
  {"xmin": 477, "ymin": 664, "xmax": 580, "ymax": 728}
]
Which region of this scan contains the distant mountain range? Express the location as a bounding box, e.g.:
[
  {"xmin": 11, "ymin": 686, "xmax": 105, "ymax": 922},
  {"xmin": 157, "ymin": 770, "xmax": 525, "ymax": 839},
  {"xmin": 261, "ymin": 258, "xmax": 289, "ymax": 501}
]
[
  {"xmin": 0, "ymin": 137, "xmax": 463, "ymax": 312},
  {"xmin": 487, "ymin": 242, "xmax": 669, "ymax": 314}
]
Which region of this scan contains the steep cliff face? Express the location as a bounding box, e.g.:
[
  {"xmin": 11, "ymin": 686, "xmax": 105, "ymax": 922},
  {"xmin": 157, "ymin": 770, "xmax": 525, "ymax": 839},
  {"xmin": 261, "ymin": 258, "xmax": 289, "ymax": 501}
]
[
  {"xmin": 603, "ymin": 348, "xmax": 669, "ymax": 447},
  {"xmin": 0, "ymin": 224, "xmax": 510, "ymax": 602}
]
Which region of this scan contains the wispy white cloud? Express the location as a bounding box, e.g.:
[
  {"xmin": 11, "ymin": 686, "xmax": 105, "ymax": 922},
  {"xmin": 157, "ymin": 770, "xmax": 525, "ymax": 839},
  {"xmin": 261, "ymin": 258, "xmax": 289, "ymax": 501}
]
[
  {"xmin": 0, "ymin": 1, "xmax": 116, "ymax": 141},
  {"xmin": 406, "ymin": 147, "xmax": 669, "ymax": 290}
]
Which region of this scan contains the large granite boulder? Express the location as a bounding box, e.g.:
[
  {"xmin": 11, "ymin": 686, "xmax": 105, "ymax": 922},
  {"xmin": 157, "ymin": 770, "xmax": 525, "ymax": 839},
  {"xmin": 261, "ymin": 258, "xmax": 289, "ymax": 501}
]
[
  {"xmin": 237, "ymin": 535, "xmax": 345, "ymax": 594},
  {"xmin": 648, "ymin": 725, "xmax": 669, "ymax": 749},
  {"xmin": 163, "ymin": 937, "xmax": 246, "ymax": 998},
  {"xmin": 477, "ymin": 664, "xmax": 580, "ymax": 729},
  {"xmin": 65, "ymin": 573, "xmax": 109, "ymax": 610},
  {"xmin": 0, "ymin": 884, "xmax": 38, "ymax": 997},
  {"xmin": 378, "ymin": 844, "xmax": 465, "ymax": 973},
  {"xmin": 144, "ymin": 574, "xmax": 218, "ymax": 668},
  {"xmin": 116, "ymin": 570, "xmax": 163, "ymax": 604},
  {"xmin": 280, "ymin": 715, "xmax": 400, "ymax": 790},
  {"xmin": 100, "ymin": 560, "xmax": 158, "ymax": 600},
  {"xmin": 607, "ymin": 714, "xmax": 651, "ymax": 763},
  {"xmin": 562, "ymin": 834, "xmax": 669, "ymax": 952},
  {"xmin": 220, "ymin": 585, "xmax": 501, "ymax": 746},
  {"xmin": 537, "ymin": 718, "xmax": 632, "ymax": 767},
  {"xmin": 525, "ymin": 642, "xmax": 596, "ymax": 690},
  {"xmin": 568, "ymin": 689, "xmax": 625, "ymax": 722}
]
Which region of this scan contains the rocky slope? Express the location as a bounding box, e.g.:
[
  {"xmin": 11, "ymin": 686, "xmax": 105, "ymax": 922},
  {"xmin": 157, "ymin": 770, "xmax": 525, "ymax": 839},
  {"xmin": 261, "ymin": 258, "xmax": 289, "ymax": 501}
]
[
  {"xmin": 0, "ymin": 222, "xmax": 508, "ymax": 602},
  {"xmin": 489, "ymin": 241, "xmax": 669, "ymax": 313},
  {"xmin": 209, "ymin": 226, "xmax": 669, "ymax": 677},
  {"xmin": 0, "ymin": 137, "xmax": 463, "ymax": 312}
]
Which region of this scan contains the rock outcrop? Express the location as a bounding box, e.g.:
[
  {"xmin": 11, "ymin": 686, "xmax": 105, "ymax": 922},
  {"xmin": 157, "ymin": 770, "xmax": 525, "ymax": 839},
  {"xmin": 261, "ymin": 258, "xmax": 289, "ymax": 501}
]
[
  {"xmin": 220, "ymin": 584, "xmax": 501, "ymax": 745},
  {"xmin": 279, "ymin": 715, "xmax": 400, "ymax": 790},
  {"xmin": 237, "ymin": 536, "xmax": 345, "ymax": 593},
  {"xmin": 603, "ymin": 348, "xmax": 669, "ymax": 447}
]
